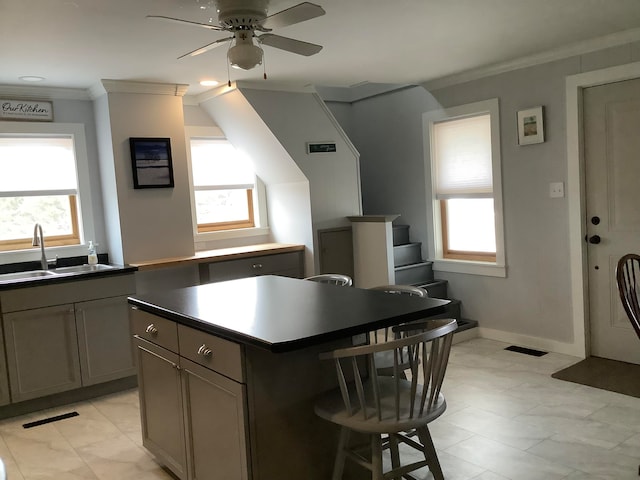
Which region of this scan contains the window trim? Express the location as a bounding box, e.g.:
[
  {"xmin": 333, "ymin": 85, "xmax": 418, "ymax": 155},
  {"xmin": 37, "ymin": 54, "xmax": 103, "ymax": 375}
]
[
  {"xmin": 0, "ymin": 122, "xmax": 96, "ymax": 262},
  {"xmin": 439, "ymin": 199, "xmax": 497, "ymax": 262},
  {"xmin": 196, "ymin": 189, "xmax": 255, "ymax": 233},
  {"xmin": 0, "ymin": 195, "xmax": 80, "ymax": 251},
  {"xmin": 185, "ymin": 126, "xmax": 268, "ymax": 244},
  {"xmin": 423, "ymin": 98, "xmax": 506, "ymax": 277}
]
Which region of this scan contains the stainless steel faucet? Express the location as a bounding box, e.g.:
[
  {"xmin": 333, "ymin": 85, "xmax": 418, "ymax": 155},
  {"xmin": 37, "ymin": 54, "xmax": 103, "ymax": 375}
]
[{"xmin": 32, "ymin": 223, "xmax": 48, "ymax": 270}]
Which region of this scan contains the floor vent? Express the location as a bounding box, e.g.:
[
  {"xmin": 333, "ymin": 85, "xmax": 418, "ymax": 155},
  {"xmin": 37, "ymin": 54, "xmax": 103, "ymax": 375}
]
[
  {"xmin": 505, "ymin": 345, "xmax": 548, "ymax": 357},
  {"xmin": 23, "ymin": 411, "xmax": 79, "ymax": 429}
]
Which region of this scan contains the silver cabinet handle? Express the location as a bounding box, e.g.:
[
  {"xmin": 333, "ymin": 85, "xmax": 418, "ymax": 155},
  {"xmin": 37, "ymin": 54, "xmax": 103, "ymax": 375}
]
[
  {"xmin": 197, "ymin": 344, "xmax": 213, "ymax": 357},
  {"xmin": 252, "ymin": 263, "xmax": 263, "ymax": 269},
  {"xmin": 145, "ymin": 324, "xmax": 159, "ymax": 336}
]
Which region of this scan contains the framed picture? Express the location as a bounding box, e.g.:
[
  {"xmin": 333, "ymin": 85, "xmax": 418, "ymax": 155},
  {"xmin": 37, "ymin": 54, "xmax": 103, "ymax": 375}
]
[
  {"xmin": 129, "ymin": 137, "xmax": 175, "ymax": 189},
  {"xmin": 517, "ymin": 106, "xmax": 545, "ymax": 145}
]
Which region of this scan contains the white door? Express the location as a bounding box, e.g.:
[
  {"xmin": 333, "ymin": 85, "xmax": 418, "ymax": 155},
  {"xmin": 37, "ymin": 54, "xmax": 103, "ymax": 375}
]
[{"xmin": 584, "ymin": 77, "xmax": 640, "ymax": 364}]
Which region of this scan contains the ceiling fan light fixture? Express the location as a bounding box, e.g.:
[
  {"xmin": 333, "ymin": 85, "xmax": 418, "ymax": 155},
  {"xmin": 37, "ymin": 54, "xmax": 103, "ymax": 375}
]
[{"xmin": 228, "ymin": 43, "xmax": 263, "ymax": 70}]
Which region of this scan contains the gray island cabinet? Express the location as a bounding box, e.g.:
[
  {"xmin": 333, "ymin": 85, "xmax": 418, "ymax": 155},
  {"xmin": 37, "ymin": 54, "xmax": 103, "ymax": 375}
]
[
  {"xmin": 0, "ymin": 273, "xmax": 136, "ymax": 405},
  {"xmin": 129, "ymin": 275, "xmax": 450, "ymax": 480}
]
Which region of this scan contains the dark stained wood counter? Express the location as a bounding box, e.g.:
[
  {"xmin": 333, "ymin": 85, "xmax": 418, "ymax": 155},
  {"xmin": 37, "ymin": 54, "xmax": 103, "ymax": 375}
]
[{"xmin": 128, "ymin": 275, "xmax": 450, "ymax": 353}]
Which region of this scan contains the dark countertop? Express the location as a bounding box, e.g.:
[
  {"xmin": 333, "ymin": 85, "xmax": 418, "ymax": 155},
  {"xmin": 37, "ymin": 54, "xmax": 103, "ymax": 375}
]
[
  {"xmin": 0, "ymin": 264, "xmax": 138, "ymax": 291},
  {"xmin": 128, "ymin": 275, "xmax": 450, "ymax": 353}
]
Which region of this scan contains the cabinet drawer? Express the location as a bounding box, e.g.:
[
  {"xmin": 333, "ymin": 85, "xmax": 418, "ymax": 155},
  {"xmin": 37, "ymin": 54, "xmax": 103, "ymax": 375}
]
[
  {"xmin": 178, "ymin": 325, "xmax": 244, "ymax": 383},
  {"xmin": 130, "ymin": 307, "xmax": 179, "ymax": 353},
  {"xmin": 207, "ymin": 252, "xmax": 303, "ymax": 282}
]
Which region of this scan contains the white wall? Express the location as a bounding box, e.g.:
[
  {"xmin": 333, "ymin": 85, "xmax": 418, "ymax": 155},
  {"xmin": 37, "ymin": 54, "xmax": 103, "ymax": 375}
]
[
  {"xmin": 94, "ymin": 86, "xmax": 195, "ymax": 264},
  {"xmin": 322, "ymin": 41, "xmax": 640, "ymax": 353},
  {"xmin": 0, "ymin": 95, "xmax": 109, "ymax": 265},
  {"xmin": 240, "ymin": 87, "xmax": 362, "ymax": 233},
  {"xmin": 196, "ymin": 83, "xmax": 362, "ymax": 274}
]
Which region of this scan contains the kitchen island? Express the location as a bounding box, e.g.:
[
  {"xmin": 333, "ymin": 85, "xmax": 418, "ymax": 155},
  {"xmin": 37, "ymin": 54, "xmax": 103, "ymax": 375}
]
[{"xmin": 128, "ymin": 275, "xmax": 449, "ymax": 480}]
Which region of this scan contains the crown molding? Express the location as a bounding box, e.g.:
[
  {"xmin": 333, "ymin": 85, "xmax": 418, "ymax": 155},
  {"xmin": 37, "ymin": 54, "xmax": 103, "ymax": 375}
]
[
  {"xmin": 423, "ymin": 27, "xmax": 640, "ymax": 91},
  {"xmin": 0, "ymin": 84, "xmax": 91, "ymax": 101},
  {"xmin": 92, "ymin": 80, "xmax": 190, "ymax": 98}
]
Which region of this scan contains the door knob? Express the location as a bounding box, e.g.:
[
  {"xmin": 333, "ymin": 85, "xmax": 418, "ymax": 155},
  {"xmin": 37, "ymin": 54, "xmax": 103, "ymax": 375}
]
[{"xmin": 588, "ymin": 235, "xmax": 601, "ymax": 244}]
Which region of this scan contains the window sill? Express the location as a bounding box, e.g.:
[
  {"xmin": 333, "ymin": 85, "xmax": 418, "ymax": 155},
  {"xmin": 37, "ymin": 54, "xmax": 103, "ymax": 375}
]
[
  {"xmin": 432, "ymin": 259, "xmax": 506, "ymax": 277},
  {"xmin": 194, "ymin": 226, "xmax": 270, "ymax": 245}
]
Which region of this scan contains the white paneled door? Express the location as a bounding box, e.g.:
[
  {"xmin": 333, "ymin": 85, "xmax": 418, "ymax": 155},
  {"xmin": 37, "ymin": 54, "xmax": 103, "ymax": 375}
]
[{"xmin": 584, "ymin": 77, "xmax": 640, "ymax": 365}]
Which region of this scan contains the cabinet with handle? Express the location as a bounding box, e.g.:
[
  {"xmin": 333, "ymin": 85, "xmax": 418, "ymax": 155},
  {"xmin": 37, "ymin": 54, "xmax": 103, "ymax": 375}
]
[
  {"xmin": 132, "ymin": 307, "xmax": 249, "ymax": 480},
  {"xmin": 0, "ymin": 274, "xmax": 136, "ymax": 404}
]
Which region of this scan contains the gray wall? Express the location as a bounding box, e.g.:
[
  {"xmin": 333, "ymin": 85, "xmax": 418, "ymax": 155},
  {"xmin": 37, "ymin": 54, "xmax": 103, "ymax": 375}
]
[{"xmin": 323, "ymin": 42, "xmax": 640, "ymax": 348}]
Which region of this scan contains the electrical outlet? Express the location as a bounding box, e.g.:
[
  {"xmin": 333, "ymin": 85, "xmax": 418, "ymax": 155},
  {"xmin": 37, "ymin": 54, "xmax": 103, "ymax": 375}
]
[{"xmin": 549, "ymin": 182, "xmax": 564, "ymax": 198}]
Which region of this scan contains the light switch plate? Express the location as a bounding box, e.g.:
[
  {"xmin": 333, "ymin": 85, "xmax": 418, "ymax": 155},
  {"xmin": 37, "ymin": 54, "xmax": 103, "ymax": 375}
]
[{"xmin": 549, "ymin": 182, "xmax": 564, "ymax": 198}]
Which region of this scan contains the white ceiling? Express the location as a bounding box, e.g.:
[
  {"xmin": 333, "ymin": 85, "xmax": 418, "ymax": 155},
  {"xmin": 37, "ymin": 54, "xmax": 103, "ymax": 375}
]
[{"xmin": 3, "ymin": 0, "xmax": 640, "ymax": 96}]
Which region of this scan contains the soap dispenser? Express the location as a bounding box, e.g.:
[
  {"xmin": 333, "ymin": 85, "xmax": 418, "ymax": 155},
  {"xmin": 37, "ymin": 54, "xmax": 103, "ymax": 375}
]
[{"xmin": 87, "ymin": 241, "xmax": 98, "ymax": 265}]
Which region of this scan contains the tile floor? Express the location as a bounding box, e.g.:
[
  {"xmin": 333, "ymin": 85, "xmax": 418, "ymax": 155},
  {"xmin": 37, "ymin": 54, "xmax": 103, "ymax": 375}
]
[{"xmin": 0, "ymin": 337, "xmax": 638, "ymax": 479}]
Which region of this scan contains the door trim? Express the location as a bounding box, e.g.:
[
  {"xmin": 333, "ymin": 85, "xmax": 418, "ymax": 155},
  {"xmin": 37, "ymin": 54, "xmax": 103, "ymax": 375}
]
[{"xmin": 566, "ymin": 61, "xmax": 640, "ymax": 358}]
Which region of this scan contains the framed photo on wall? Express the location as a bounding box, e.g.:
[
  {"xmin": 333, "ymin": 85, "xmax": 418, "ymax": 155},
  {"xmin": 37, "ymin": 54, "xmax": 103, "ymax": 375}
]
[
  {"xmin": 517, "ymin": 106, "xmax": 545, "ymax": 145},
  {"xmin": 129, "ymin": 137, "xmax": 175, "ymax": 188}
]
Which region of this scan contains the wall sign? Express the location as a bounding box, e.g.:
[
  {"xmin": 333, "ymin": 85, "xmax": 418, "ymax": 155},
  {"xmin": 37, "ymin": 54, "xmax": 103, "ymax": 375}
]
[
  {"xmin": 0, "ymin": 99, "xmax": 53, "ymax": 121},
  {"xmin": 307, "ymin": 142, "xmax": 337, "ymax": 154}
]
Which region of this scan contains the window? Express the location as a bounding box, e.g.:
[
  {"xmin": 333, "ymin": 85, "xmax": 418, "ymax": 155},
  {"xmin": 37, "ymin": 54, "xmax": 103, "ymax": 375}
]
[
  {"xmin": 0, "ymin": 134, "xmax": 82, "ymax": 251},
  {"xmin": 424, "ymin": 99, "xmax": 505, "ymax": 276},
  {"xmin": 189, "ymin": 138, "xmax": 257, "ymax": 233}
]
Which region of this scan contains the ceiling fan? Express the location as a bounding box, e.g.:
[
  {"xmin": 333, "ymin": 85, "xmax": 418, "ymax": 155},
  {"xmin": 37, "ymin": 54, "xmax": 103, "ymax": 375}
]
[{"xmin": 148, "ymin": 1, "xmax": 325, "ymax": 73}]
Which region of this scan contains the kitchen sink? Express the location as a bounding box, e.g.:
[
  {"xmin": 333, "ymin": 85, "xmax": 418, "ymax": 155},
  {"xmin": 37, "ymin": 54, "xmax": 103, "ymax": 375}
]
[
  {"xmin": 53, "ymin": 264, "xmax": 117, "ymax": 274},
  {"xmin": 0, "ymin": 270, "xmax": 58, "ymax": 281},
  {"xmin": 0, "ymin": 264, "xmax": 119, "ymax": 284}
]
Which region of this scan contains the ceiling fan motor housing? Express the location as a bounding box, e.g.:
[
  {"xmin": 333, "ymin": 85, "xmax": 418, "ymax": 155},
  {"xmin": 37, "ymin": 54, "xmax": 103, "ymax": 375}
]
[{"xmin": 216, "ymin": 0, "xmax": 268, "ymax": 28}]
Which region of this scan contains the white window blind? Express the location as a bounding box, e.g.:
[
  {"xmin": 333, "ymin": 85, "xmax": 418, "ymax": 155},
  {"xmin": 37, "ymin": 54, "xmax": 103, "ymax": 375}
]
[
  {"xmin": 433, "ymin": 114, "xmax": 492, "ymax": 198},
  {"xmin": 190, "ymin": 138, "xmax": 255, "ymax": 190},
  {"xmin": 0, "ymin": 136, "xmax": 78, "ymax": 196}
]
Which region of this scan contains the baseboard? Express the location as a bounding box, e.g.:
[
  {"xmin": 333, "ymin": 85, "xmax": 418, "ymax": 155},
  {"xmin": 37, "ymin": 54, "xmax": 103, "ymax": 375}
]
[
  {"xmin": 477, "ymin": 327, "xmax": 584, "ymax": 358},
  {"xmin": 453, "ymin": 326, "xmax": 478, "ymax": 345}
]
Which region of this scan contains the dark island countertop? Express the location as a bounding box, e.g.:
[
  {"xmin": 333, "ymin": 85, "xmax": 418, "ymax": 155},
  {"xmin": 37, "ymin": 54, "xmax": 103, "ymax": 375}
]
[{"xmin": 128, "ymin": 275, "xmax": 450, "ymax": 353}]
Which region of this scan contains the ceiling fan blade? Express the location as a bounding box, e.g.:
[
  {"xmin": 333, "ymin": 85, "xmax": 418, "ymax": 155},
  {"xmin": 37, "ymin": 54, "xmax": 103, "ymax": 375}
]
[
  {"xmin": 146, "ymin": 15, "xmax": 224, "ymax": 31},
  {"xmin": 258, "ymin": 34, "xmax": 322, "ymax": 56},
  {"xmin": 177, "ymin": 37, "xmax": 232, "ymax": 59},
  {"xmin": 262, "ymin": 2, "xmax": 325, "ymax": 30}
]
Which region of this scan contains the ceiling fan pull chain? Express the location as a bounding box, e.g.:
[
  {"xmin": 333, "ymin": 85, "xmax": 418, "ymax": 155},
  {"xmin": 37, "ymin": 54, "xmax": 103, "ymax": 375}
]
[
  {"xmin": 263, "ymin": 50, "xmax": 267, "ymax": 80},
  {"xmin": 226, "ymin": 41, "xmax": 232, "ymax": 87}
]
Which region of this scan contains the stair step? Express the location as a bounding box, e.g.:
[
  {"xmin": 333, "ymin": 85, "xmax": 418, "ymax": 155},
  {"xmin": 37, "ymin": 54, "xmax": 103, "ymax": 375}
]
[
  {"xmin": 394, "ymin": 261, "xmax": 433, "ymax": 285},
  {"xmin": 425, "ymin": 298, "xmax": 461, "ymax": 321},
  {"xmin": 416, "ymin": 279, "xmax": 448, "ymax": 299},
  {"xmin": 393, "ymin": 242, "xmax": 423, "ymax": 267},
  {"xmin": 392, "ymin": 225, "xmax": 410, "ymax": 246}
]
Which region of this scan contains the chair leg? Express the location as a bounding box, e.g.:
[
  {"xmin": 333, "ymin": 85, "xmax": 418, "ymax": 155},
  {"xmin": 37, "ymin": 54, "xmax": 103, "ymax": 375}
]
[
  {"xmin": 388, "ymin": 433, "xmax": 402, "ymax": 480},
  {"xmin": 371, "ymin": 433, "xmax": 384, "ymax": 480},
  {"xmin": 416, "ymin": 426, "xmax": 444, "ymax": 480},
  {"xmin": 332, "ymin": 427, "xmax": 350, "ymax": 480}
]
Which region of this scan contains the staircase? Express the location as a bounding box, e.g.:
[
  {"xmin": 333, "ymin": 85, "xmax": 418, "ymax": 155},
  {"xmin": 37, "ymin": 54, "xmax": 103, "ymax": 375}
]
[{"xmin": 392, "ymin": 224, "xmax": 477, "ymax": 336}]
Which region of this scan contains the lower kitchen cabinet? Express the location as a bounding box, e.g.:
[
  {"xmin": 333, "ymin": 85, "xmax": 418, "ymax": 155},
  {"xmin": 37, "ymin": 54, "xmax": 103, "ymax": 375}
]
[
  {"xmin": 135, "ymin": 337, "xmax": 187, "ymax": 480},
  {"xmin": 76, "ymin": 296, "xmax": 136, "ymax": 386},
  {"xmin": 0, "ymin": 327, "xmax": 9, "ymax": 407},
  {"xmin": 132, "ymin": 308, "xmax": 249, "ymax": 480},
  {"xmin": 0, "ymin": 274, "xmax": 137, "ymax": 405},
  {"xmin": 3, "ymin": 304, "xmax": 82, "ymax": 402},
  {"xmin": 181, "ymin": 358, "xmax": 248, "ymax": 480}
]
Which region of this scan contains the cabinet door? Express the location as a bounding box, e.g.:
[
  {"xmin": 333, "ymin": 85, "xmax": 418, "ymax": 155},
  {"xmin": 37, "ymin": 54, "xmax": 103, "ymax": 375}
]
[
  {"xmin": 135, "ymin": 337, "xmax": 188, "ymax": 480},
  {"xmin": 3, "ymin": 304, "xmax": 81, "ymax": 402},
  {"xmin": 76, "ymin": 296, "xmax": 136, "ymax": 386},
  {"xmin": 203, "ymin": 251, "xmax": 304, "ymax": 283},
  {"xmin": 0, "ymin": 325, "xmax": 11, "ymax": 407},
  {"xmin": 181, "ymin": 357, "xmax": 249, "ymax": 480}
]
